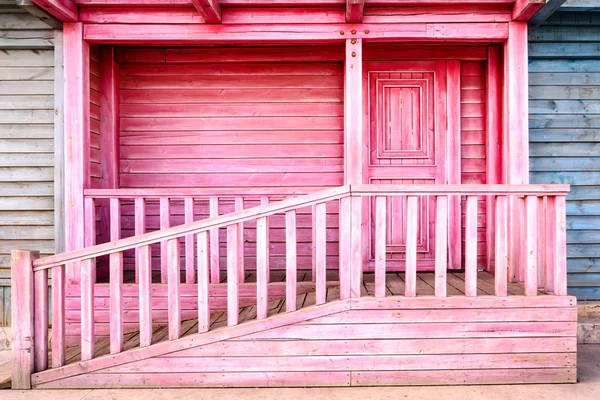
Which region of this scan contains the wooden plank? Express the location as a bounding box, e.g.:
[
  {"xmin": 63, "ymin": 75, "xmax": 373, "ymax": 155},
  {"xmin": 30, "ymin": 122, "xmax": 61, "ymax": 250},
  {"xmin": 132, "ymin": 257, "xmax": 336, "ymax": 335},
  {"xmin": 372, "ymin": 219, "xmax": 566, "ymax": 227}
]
[
  {"xmin": 31, "ymin": 0, "xmax": 78, "ymax": 22},
  {"xmin": 554, "ymin": 196, "xmax": 568, "ymax": 295},
  {"xmin": 184, "ymin": 197, "xmax": 195, "ymax": 284},
  {"xmin": 109, "ymin": 198, "xmax": 123, "ymax": 353},
  {"xmin": 33, "ymin": 268, "xmax": 48, "ymax": 372},
  {"xmin": 315, "ymin": 202, "xmax": 327, "ymax": 305},
  {"xmin": 495, "ymin": 196, "xmax": 508, "ymax": 296},
  {"xmin": 346, "ymin": 0, "xmax": 365, "ymax": 23},
  {"xmin": 209, "ymin": 197, "xmax": 220, "ymax": 283},
  {"xmin": 524, "ymin": 196, "xmax": 538, "ymax": 296},
  {"xmin": 344, "ymin": 38, "xmax": 362, "ymax": 185},
  {"xmin": 405, "ymin": 196, "xmax": 418, "ymax": 297},
  {"xmin": 192, "ymin": 0, "xmax": 221, "ymax": 24},
  {"xmin": 227, "ymin": 224, "xmax": 239, "ymax": 326},
  {"xmin": 63, "ymin": 22, "xmax": 90, "ymax": 284},
  {"xmin": 375, "ymin": 196, "xmax": 386, "ymax": 298},
  {"xmin": 529, "ymin": 0, "xmax": 567, "ymax": 28},
  {"xmin": 11, "ymin": 250, "xmax": 37, "ymax": 389},
  {"xmin": 99, "ymin": 46, "xmax": 119, "ymax": 190},
  {"xmin": 447, "ymin": 60, "xmax": 461, "ymax": 270},
  {"xmin": 51, "ymin": 265, "xmax": 65, "ymax": 367},
  {"xmin": 261, "ymin": 196, "xmax": 270, "ymax": 283},
  {"xmin": 80, "ymin": 258, "xmax": 94, "ymax": 361},
  {"xmin": 256, "ymin": 217, "xmax": 268, "ymax": 319},
  {"xmin": 235, "ymin": 197, "xmax": 245, "ymax": 284},
  {"xmin": 285, "ymin": 210, "xmax": 297, "ymax": 312},
  {"xmin": 135, "ymin": 198, "xmax": 152, "ymax": 347},
  {"xmin": 338, "ymin": 197, "xmax": 351, "ymax": 299},
  {"xmin": 159, "ymin": 197, "xmax": 170, "ymax": 284},
  {"xmin": 545, "ymin": 196, "xmax": 556, "ymax": 293},
  {"xmin": 512, "ymin": 0, "xmax": 545, "ymax": 21},
  {"xmin": 434, "ymin": 196, "xmax": 448, "ymax": 297},
  {"xmin": 167, "ymin": 238, "xmax": 181, "ymax": 340},
  {"xmin": 465, "ymin": 196, "xmax": 478, "ymax": 296},
  {"xmin": 54, "ymin": 31, "xmax": 65, "ymax": 255},
  {"xmin": 197, "ymin": 231, "xmax": 210, "ymax": 333}
]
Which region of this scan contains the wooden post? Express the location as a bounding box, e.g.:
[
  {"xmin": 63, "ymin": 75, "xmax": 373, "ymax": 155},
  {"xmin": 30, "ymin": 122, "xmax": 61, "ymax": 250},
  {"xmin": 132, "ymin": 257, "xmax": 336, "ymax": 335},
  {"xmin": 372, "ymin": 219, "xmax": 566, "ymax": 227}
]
[
  {"xmin": 160, "ymin": 197, "xmax": 170, "ymax": 284},
  {"xmin": 109, "ymin": 198, "xmax": 123, "ymax": 353},
  {"xmin": 447, "ymin": 60, "xmax": 462, "ymax": 270},
  {"xmin": 209, "ymin": 197, "xmax": 220, "ymax": 283},
  {"xmin": 51, "ymin": 264, "xmax": 65, "ymax": 367},
  {"xmin": 33, "ymin": 268, "xmax": 48, "ymax": 373},
  {"xmin": 63, "ymin": 22, "xmax": 90, "ymax": 284},
  {"xmin": 315, "ymin": 202, "xmax": 327, "ymax": 305},
  {"xmin": 345, "ymin": 38, "xmax": 363, "ymax": 297},
  {"xmin": 465, "ymin": 196, "xmax": 478, "ymax": 296},
  {"xmin": 434, "ymin": 196, "xmax": 448, "ymax": 297},
  {"xmin": 53, "ymin": 29, "xmax": 65, "ymax": 255},
  {"xmin": 495, "ymin": 196, "xmax": 509, "ymax": 296},
  {"xmin": 227, "ymin": 224, "xmax": 239, "ymax": 326},
  {"xmin": 197, "ymin": 231, "xmax": 210, "ymax": 333},
  {"xmin": 135, "ymin": 198, "xmax": 152, "ymax": 347},
  {"xmin": 235, "ymin": 197, "xmax": 245, "ymax": 284},
  {"xmin": 405, "ymin": 196, "xmax": 418, "ymax": 297},
  {"xmin": 256, "ymin": 217, "xmax": 268, "ymax": 319},
  {"xmin": 338, "ymin": 197, "xmax": 351, "ymax": 300},
  {"xmin": 11, "ymin": 250, "xmax": 38, "ymax": 389},
  {"xmin": 286, "ymin": 210, "xmax": 298, "ymax": 311},
  {"xmin": 524, "ymin": 196, "xmax": 538, "ymax": 296},
  {"xmin": 167, "ymin": 238, "xmax": 181, "ymax": 340},
  {"xmin": 185, "ymin": 197, "xmax": 196, "ymax": 284},
  {"xmin": 554, "ymin": 195, "xmax": 568, "ymax": 296},
  {"xmin": 374, "ymin": 196, "xmax": 386, "ymax": 298}
]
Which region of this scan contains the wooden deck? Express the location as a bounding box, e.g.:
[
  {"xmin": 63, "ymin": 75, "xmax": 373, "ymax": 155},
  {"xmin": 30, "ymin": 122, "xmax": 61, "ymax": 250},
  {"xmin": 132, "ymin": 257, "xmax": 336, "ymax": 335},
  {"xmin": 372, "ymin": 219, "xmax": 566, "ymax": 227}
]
[{"xmin": 55, "ymin": 270, "xmax": 535, "ymax": 366}]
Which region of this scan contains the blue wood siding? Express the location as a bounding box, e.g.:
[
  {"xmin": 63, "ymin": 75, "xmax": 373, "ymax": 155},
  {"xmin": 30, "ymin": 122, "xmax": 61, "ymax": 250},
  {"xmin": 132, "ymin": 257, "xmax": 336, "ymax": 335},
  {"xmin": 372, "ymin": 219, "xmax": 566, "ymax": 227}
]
[{"xmin": 529, "ymin": 11, "xmax": 600, "ymax": 299}]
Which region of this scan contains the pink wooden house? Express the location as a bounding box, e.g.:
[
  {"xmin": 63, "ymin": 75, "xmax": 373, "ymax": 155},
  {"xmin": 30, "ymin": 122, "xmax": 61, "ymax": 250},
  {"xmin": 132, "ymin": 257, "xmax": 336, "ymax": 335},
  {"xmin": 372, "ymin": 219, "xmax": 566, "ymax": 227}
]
[{"xmin": 11, "ymin": 0, "xmax": 577, "ymax": 389}]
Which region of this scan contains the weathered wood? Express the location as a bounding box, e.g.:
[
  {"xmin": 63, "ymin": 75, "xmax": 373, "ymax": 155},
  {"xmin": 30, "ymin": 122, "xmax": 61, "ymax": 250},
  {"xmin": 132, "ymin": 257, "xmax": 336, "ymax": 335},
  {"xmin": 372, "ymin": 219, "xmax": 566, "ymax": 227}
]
[
  {"xmin": 465, "ymin": 196, "xmax": 478, "ymax": 296},
  {"xmin": 345, "ymin": 0, "xmax": 365, "ymax": 23},
  {"xmin": 315, "ymin": 202, "xmax": 327, "ymax": 305},
  {"xmin": 405, "ymin": 196, "xmax": 418, "ymax": 297},
  {"xmin": 159, "ymin": 197, "xmax": 170, "ymax": 284},
  {"xmin": 235, "ymin": 197, "xmax": 245, "ymax": 284},
  {"xmin": 109, "ymin": 198, "xmax": 123, "ymax": 353},
  {"xmin": 338, "ymin": 197, "xmax": 351, "ymax": 299},
  {"xmin": 11, "ymin": 250, "xmax": 37, "ymax": 389},
  {"xmin": 80, "ymin": 258, "xmax": 94, "ymax": 361},
  {"xmin": 31, "ymin": 0, "xmax": 78, "ymax": 22},
  {"xmin": 434, "ymin": 196, "xmax": 448, "ymax": 297},
  {"xmin": 209, "ymin": 197, "xmax": 220, "ymax": 283},
  {"xmin": 135, "ymin": 198, "xmax": 152, "ymax": 347},
  {"xmin": 375, "ymin": 196, "xmax": 386, "ymax": 298},
  {"xmin": 33, "ymin": 268, "xmax": 48, "ymax": 372},
  {"xmin": 260, "ymin": 196, "xmax": 271, "ymax": 283},
  {"xmin": 256, "ymin": 216, "xmax": 268, "ymax": 319},
  {"xmin": 447, "ymin": 60, "xmax": 461, "ymax": 270},
  {"xmin": 512, "ymin": 0, "xmax": 546, "ymax": 21},
  {"xmin": 227, "ymin": 224, "xmax": 239, "ymax": 326},
  {"xmin": 554, "ymin": 196, "xmax": 568, "ymax": 295},
  {"xmin": 192, "ymin": 0, "xmax": 221, "ymax": 24},
  {"xmin": 197, "ymin": 231, "xmax": 210, "ymax": 333},
  {"xmin": 185, "ymin": 197, "xmax": 195, "ymax": 284},
  {"xmin": 285, "ymin": 210, "xmax": 297, "ymax": 312},
  {"xmin": 495, "ymin": 196, "xmax": 509, "ymax": 296},
  {"xmin": 167, "ymin": 238, "xmax": 181, "ymax": 340},
  {"xmin": 524, "ymin": 196, "xmax": 538, "ymax": 296},
  {"xmin": 51, "ymin": 265, "xmax": 65, "ymax": 367}
]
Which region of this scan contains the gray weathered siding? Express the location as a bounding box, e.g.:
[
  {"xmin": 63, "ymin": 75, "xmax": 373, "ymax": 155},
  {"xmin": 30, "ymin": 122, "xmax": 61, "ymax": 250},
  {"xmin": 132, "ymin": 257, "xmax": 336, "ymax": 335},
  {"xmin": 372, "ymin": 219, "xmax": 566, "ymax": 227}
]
[
  {"xmin": 529, "ymin": 10, "xmax": 600, "ymax": 300},
  {"xmin": 0, "ymin": 4, "xmax": 54, "ymax": 326}
]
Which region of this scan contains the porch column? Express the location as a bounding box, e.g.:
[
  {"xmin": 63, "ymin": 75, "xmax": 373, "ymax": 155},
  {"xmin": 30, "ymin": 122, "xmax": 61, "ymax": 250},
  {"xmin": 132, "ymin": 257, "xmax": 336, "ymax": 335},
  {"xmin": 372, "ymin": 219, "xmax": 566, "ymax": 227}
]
[
  {"xmin": 344, "ymin": 38, "xmax": 363, "ymax": 297},
  {"xmin": 63, "ymin": 22, "xmax": 90, "ymax": 283},
  {"xmin": 504, "ymin": 21, "xmax": 529, "ymax": 282}
]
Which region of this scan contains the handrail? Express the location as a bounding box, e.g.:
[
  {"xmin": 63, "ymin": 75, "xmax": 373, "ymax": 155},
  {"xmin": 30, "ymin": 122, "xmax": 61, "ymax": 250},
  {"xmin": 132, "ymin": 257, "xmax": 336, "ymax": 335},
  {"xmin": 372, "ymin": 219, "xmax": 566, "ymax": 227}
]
[
  {"xmin": 33, "ymin": 183, "xmax": 570, "ymax": 271},
  {"xmin": 33, "ymin": 185, "xmax": 350, "ymax": 271},
  {"xmin": 84, "ymin": 187, "xmax": 317, "ymax": 198}
]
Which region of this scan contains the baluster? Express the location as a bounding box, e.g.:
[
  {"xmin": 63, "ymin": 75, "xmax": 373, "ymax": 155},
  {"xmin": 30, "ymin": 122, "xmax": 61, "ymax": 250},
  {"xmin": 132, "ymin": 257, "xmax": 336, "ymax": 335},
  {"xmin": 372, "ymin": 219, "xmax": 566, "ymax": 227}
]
[
  {"xmin": 495, "ymin": 196, "xmax": 508, "ymax": 296},
  {"xmin": 160, "ymin": 197, "xmax": 170, "ymax": 284},
  {"xmin": 518, "ymin": 197, "xmax": 526, "ymax": 283},
  {"xmin": 167, "ymin": 238, "xmax": 181, "ymax": 340},
  {"xmin": 235, "ymin": 197, "xmax": 245, "ymax": 283},
  {"xmin": 311, "ymin": 204, "xmax": 317, "ymax": 283},
  {"xmin": 350, "ymin": 196, "xmax": 362, "ymax": 298},
  {"xmin": 209, "ymin": 197, "xmax": 220, "ymax": 283},
  {"xmin": 465, "ymin": 195, "xmax": 478, "ymax": 297},
  {"xmin": 51, "ymin": 264, "xmax": 65, "ymax": 367},
  {"xmin": 524, "ymin": 196, "xmax": 538, "ymax": 296},
  {"xmin": 197, "ymin": 231, "xmax": 210, "ymax": 333},
  {"xmin": 405, "ymin": 196, "xmax": 418, "ymax": 297},
  {"xmin": 434, "ymin": 195, "xmax": 448, "ymax": 297},
  {"xmin": 375, "ymin": 196, "xmax": 387, "ymax": 298},
  {"xmin": 185, "ymin": 197, "xmax": 195, "ymax": 284},
  {"xmin": 80, "ymin": 258, "xmax": 95, "ymax": 361},
  {"xmin": 554, "ymin": 195, "xmax": 567, "ymax": 295},
  {"xmin": 286, "ymin": 210, "xmax": 297, "ymax": 312},
  {"xmin": 315, "ymin": 202, "xmax": 327, "ymax": 305},
  {"xmin": 227, "ymin": 224, "xmax": 239, "ymax": 326},
  {"xmin": 257, "ymin": 216, "xmax": 268, "ymax": 319},
  {"xmin": 537, "ymin": 197, "xmax": 546, "ymax": 289},
  {"xmin": 34, "ymin": 268, "xmax": 48, "ymax": 372},
  {"xmin": 261, "ymin": 196, "xmax": 271, "ymax": 283},
  {"xmin": 135, "ymin": 198, "xmax": 152, "ymax": 347},
  {"xmin": 545, "ymin": 196, "xmax": 556, "ymax": 293},
  {"xmin": 338, "ymin": 197, "xmax": 351, "ymax": 300},
  {"xmin": 109, "ymin": 198, "xmax": 123, "ymax": 353}
]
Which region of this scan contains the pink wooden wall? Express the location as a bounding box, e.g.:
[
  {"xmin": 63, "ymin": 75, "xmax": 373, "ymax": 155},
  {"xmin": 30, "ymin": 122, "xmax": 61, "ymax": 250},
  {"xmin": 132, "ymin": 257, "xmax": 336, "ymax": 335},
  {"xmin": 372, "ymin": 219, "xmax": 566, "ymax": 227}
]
[{"xmin": 89, "ymin": 45, "xmax": 102, "ymax": 188}]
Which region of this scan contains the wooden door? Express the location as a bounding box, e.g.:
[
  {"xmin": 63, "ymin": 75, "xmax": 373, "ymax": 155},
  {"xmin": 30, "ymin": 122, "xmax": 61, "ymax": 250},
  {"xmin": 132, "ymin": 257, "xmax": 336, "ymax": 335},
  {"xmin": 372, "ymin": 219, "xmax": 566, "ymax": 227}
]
[{"xmin": 364, "ymin": 61, "xmax": 449, "ymax": 270}]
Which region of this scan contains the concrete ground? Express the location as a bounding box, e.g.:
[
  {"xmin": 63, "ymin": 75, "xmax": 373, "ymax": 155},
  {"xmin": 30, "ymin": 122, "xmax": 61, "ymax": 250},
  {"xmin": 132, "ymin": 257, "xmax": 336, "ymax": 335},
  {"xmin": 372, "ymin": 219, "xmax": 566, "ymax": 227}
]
[{"xmin": 1, "ymin": 345, "xmax": 599, "ymax": 400}]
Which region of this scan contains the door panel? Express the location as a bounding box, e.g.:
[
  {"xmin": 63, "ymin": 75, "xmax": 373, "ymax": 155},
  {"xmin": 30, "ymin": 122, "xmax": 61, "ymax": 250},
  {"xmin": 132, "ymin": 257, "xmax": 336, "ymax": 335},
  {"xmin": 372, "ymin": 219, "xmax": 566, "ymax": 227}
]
[{"xmin": 364, "ymin": 61, "xmax": 447, "ymax": 269}]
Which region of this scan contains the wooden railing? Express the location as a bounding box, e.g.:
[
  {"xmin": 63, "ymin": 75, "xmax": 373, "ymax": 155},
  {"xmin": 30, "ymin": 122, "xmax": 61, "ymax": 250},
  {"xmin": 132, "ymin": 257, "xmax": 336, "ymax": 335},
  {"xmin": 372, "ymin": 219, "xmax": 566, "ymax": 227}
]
[{"xmin": 11, "ymin": 184, "xmax": 569, "ymax": 388}]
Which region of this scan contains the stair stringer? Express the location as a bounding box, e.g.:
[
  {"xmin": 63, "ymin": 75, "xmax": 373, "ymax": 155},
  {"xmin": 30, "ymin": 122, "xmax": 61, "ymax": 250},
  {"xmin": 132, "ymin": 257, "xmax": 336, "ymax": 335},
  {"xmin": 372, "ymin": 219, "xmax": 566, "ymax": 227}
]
[{"xmin": 32, "ymin": 298, "xmax": 352, "ymax": 388}]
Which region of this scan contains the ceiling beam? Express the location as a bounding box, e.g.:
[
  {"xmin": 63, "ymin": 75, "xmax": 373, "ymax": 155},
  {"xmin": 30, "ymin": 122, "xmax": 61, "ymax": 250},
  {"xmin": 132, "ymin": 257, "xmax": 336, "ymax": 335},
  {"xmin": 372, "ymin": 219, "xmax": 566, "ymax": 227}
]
[
  {"xmin": 31, "ymin": 0, "xmax": 78, "ymax": 22},
  {"xmin": 192, "ymin": 0, "xmax": 222, "ymax": 24},
  {"xmin": 346, "ymin": 0, "xmax": 365, "ymax": 23},
  {"xmin": 16, "ymin": 0, "xmax": 63, "ymax": 28},
  {"xmin": 512, "ymin": 0, "xmax": 546, "ymax": 21},
  {"xmin": 528, "ymin": 0, "xmax": 566, "ymax": 28}
]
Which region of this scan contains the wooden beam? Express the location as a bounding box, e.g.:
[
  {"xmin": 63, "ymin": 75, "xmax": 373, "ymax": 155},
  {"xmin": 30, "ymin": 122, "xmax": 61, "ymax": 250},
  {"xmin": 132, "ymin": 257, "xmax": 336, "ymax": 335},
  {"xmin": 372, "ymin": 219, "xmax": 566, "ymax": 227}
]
[
  {"xmin": 529, "ymin": 0, "xmax": 566, "ymax": 28},
  {"xmin": 346, "ymin": 0, "xmax": 365, "ymax": 23},
  {"xmin": 512, "ymin": 0, "xmax": 546, "ymax": 21},
  {"xmin": 63, "ymin": 22, "xmax": 90, "ymax": 283},
  {"xmin": 561, "ymin": 0, "xmax": 600, "ymax": 11},
  {"xmin": 16, "ymin": 0, "xmax": 62, "ymax": 29},
  {"xmin": 31, "ymin": 0, "xmax": 78, "ymax": 22},
  {"xmin": 83, "ymin": 23, "xmax": 509, "ymax": 44},
  {"xmin": 192, "ymin": 0, "xmax": 221, "ymax": 23}
]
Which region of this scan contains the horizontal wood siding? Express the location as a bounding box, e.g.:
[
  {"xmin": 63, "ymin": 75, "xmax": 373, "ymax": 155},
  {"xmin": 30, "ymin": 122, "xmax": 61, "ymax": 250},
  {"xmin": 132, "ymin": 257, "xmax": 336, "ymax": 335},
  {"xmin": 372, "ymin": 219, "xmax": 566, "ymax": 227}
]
[
  {"xmin": 35, "ymin": 297, "xmax": 577, "ymax": 388},
  {"xmin": 529, "ymin": 11, "xmax": 600, "ymax": 299},
  {"xmin": 116, "ymin": 46, "xmax": 344, "ymax": 271},
  {"xmin": 0, "ymin": 8, "xmax": 54, "ymax": 326},
  {"xmin": 461, "ymin": 61, "xmax": 487, "ymax": 269},
  {"xmin": 90, "ymin": 45, "xmax": 102, "ymax": 189}
]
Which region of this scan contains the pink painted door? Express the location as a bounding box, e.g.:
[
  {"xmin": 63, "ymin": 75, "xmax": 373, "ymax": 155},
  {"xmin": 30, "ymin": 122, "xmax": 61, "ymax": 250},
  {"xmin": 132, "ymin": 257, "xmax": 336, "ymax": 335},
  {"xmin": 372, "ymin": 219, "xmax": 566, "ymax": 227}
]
[{"xmin": 364, "ymin": 61, "xmax": 449, "ymax": 270}]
